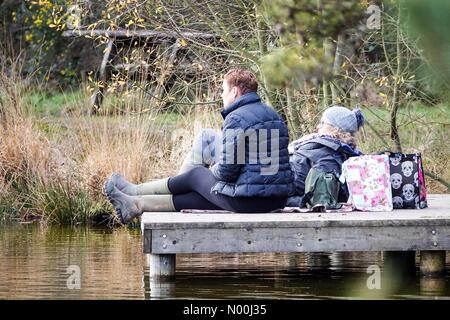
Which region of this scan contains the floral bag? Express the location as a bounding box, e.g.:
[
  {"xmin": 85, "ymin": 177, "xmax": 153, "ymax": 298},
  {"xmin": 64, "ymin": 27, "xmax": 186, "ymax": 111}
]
[
  {"xmin": 386, "ymin": 152, "xmax": 428, "ymax": 209},
  {"xmin": 340, "ymin": 154, "xmax": 393, "ymax": 211}
]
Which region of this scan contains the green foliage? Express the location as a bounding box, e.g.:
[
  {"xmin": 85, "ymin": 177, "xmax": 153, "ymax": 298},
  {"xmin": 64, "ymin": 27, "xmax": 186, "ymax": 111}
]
[
  {"xmin": 260, "ymin": 0, "xmax": 365, "ymax": 88},
  {"xmin": 260, "ymin": 46, "xmax": 332, "ymax": 87},
  {"xmin": 265, "ymin": 0, "xmax": 366, "ymax": 44},
  {"xmin": 399, "ymin": 0, "xmax": 450, "ymax": 95},
  {"xmin": 1, "ymin": 0, "xmax": 78, "ymax": 86},
  {"xmin": 28, "ymin": 181, "xmax": 87, "ymax": 225},
  {"xmin": 24, "ymin": 89, "xmax": 84, "ymax": 115}
]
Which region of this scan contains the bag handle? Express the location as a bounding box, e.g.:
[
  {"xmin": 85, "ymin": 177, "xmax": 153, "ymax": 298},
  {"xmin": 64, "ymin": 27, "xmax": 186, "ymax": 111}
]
[
  {"xmin": 378, "ymin": 150, "xmax": 423, "ymax": 157},
  {"xmin": 377, "ymin": 150, "xmax": 394, "ymax": 156}
]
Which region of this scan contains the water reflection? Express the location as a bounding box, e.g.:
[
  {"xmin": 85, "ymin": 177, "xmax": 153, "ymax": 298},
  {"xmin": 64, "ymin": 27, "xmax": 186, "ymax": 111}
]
[
  {"xmin": 420, "ymin": 277, "xmax": 447, "ymax": 296},
  {"xmin": 0, "ymin": 224, "xmax": 145, "ymax": 299},
  {"xmin": 0, "ymin": 224, "xmax": 448, "ymax": 299}
]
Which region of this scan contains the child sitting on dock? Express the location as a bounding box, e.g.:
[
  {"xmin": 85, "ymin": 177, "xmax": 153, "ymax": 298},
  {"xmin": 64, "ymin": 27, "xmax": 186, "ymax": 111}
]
[{"xmin": 286, "ymin": 105, "xmax": 365, "ymax": 207}]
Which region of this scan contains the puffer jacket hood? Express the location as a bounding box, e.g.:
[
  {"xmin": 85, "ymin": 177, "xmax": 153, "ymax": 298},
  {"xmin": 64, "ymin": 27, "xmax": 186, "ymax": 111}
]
[{"xmin": 290, "ymin": 134, "xmax": 362, "ymax": 160}]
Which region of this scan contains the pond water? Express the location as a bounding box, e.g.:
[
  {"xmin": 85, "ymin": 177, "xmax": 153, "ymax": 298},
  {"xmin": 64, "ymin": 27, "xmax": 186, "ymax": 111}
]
[{"xmin": 0, "ymin": 223, "xmax": 449, "ymax": 299}]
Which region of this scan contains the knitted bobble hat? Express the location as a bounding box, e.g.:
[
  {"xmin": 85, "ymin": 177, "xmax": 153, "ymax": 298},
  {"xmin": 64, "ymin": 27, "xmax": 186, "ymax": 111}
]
[{"xmin": 321, "ymin": 105, "xmax": 365, "ymax": 133}]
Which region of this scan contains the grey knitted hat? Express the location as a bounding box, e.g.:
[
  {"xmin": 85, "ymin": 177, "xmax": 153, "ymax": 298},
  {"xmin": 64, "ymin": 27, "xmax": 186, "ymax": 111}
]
[{"xmin": 321, "ymin": 105, "xmax": 365, "ymax": 133}]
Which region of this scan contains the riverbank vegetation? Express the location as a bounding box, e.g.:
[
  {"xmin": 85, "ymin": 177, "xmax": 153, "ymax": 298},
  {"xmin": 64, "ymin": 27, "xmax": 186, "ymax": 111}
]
[{"xmin": 0, "ymin": 0, "xmax": 449, "ymax": 225}]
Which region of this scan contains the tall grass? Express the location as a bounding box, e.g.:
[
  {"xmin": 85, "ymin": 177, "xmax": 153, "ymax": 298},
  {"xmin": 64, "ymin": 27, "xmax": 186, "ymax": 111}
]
[
  {"xmin": 358, "ymin": 104, "xmax": 450, "ymax": 193},
  {"xmin": 0, "ymin": 50, "xmax": 220, "ymax": 226},
  {"xmin": 1, "ymin": 49, "xmax": 447, "ymax": 226}
]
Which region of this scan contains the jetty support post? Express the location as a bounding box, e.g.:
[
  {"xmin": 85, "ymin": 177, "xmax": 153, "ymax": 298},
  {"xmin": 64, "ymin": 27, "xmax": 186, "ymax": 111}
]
[{"xmin": 420, "ymin": 250, "xmax": 446, "ymax": 276}]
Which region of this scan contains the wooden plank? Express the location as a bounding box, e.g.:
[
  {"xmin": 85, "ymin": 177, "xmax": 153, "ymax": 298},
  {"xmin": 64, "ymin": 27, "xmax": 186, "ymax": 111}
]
[
  {"xmin": 141, "ymin": 194, "xmax": 450, "ymax": 230},
  {"xmin": 147, "ymin": 225, "xmax": 450, "ymax": 254}
]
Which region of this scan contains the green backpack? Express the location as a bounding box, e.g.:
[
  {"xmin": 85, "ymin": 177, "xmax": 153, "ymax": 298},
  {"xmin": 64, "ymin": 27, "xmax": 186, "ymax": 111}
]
[{"xmin": 302, "ymin": 167, "xmax": 342, "ymax": 210}]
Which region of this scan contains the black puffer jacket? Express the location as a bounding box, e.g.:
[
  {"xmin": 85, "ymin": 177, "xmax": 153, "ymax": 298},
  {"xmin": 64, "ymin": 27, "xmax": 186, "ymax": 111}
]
[{"xmin": 211, "ymin": 92, "xmax": 295, "ymax": 197}]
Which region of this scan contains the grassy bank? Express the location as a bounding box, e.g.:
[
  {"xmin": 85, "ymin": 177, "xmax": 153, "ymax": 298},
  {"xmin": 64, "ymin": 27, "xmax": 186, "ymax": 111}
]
[
  {"xmin": 359, "ymin": 103, "xmax": 450, "ymax": 193},
  {"xmin": 0, "ymin": 74, "xmax": 221, "ymax": 225},
  {"xmin": 1, "ymin": 78, "xmax": 449, "ymax": 226}
]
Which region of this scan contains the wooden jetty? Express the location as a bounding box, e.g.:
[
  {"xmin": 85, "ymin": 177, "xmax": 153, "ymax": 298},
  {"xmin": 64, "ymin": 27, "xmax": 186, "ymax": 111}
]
[{"xmin": 141, "ymin": 194, "xmax": 450, "ymax": 279}]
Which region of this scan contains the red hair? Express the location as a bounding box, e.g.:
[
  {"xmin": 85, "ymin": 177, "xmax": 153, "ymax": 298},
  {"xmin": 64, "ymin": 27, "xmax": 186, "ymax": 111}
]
[{"xmin": 224, "ymin": 68, "xmax": 258, "ymax": 95}]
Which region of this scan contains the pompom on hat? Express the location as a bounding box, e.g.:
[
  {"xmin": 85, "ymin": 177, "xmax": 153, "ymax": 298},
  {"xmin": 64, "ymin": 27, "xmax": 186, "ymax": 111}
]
[{"xmin": 321, "ymin": 105, "xmax": 365, "ymax": 133}]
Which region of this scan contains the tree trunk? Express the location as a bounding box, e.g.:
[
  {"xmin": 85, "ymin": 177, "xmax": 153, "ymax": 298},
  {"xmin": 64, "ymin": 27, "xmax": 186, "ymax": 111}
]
[
  {"xmin": 323, "ymin": 81, "xmax": 330, "ymax": 108},
  {"xmin": 331, "ymin": 34, "xmax": 345, "ymax": 104},
  {"xmin": 151, "ymin": 40, "xmax": 180, "ymax": 110},
  {"xmin": 389, "ymin": 10, "xmax": 402, "ymax": 153},
  {"xmin": 90, "ymin": 38, "xmax": 116, "ymax": 115},
  {"xmin": 284, "ymin": 87, "xmax": 298, "ymax": 137},
  {"xmin": 323, "ymin": 39, "xmax": 335, "ymax": 107}
]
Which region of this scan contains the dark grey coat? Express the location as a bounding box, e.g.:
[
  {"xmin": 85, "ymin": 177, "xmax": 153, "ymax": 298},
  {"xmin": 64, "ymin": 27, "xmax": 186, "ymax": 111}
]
[{"xmin": 286, "ymin": 135, "xmax": 362, "ymax": 206}]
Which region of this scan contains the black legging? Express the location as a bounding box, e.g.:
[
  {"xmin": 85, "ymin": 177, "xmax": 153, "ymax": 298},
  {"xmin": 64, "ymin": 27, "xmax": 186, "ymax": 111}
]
[{"xmin": 168, "ymin": 166, "xmax": 287, "ymax": 213}]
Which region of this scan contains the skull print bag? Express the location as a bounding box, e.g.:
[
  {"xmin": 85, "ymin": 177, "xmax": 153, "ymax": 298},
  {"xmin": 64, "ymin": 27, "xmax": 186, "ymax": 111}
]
[{"xmin": 385, "ymin": 152, "xmax": 428, "ymax": 209}]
